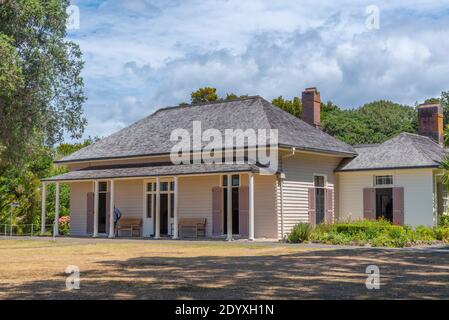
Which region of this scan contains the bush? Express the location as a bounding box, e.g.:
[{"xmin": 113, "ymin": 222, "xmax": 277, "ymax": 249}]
[
  {"xmin": 414, "ymin": 225, "xmax": 435, "ymax": 242},
  {"xmin": 308, "ymin": 219, "xmax": 440, "ymax": 248},
  {"xmin": 288, "ymin": 223, "xmax": 312, "ymax": 243},
  {"xmin": 438, "ymin": 214, "xmax": 449, "ymax": 228},
  {"xmin": 434, "ymin": 227, "xmax": 449, "ymax": 242},
  {"xmin": 58, "ymin": 216, "xmax": 70, "ymax": 235}
]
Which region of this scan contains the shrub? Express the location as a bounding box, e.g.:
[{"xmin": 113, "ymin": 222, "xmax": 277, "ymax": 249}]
[
  {"xmin": 434, "ymin": 227, "xmax": 449, "ymax": 242},
  {"xmin": 438, "ymin": 214, "xmax": 449, "ymax": 228},
  {"xmin": 288, "ymin": 223, "xmax": 313, "ymax": 243},
  {"xmin": 58, "ymin": 216, "xmax": 70, "ymax": 235},
  {"xmin": 414, "ymin": 225, "xmax": 436, "ymax": 242}
]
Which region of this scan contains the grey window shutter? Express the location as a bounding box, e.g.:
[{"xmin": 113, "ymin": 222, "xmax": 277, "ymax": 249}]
[
  {"xmin": 239, "ymin": 186, "xmax": 249, "ymax": 236},
  {"xmin": 393, "ymin": 187, "xmax": 404, "ymax": 225},
  {"xmin": 86, "ymin": 192, "xmax": 94, "ymax": 234},
  {"xmin": 325, "ymin": 188, "xmax": 334, "ymax": 224},
  {"xmin": 212, "ymin": 187, "xmax": 222, "ymax": 236},
  {"xmin": 308, "ymin": 188, "xmax": 316, "ymax": 226},
  {"xmin": 363, "ymin": 188, "xmax": 375, "ymax": 220}
]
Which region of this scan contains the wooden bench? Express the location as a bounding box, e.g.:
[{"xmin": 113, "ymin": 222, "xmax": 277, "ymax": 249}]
[
  {"xmin": 178, "ymin": 218, "xmax": 206, "ymax": 238},
  {"xmin": 117, "ymin": 218, "xmax": 142, "ymax": 237}
]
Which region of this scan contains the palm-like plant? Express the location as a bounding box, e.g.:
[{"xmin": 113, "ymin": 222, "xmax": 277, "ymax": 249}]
[{"xmin": 440, "ymin": 155, "xmax": 449, "ymax": 186}]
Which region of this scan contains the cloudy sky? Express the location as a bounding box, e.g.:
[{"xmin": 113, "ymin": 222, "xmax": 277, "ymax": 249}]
[{"xmin": 67, "ymin": 0, "xmax": 449, "ymax": 139}]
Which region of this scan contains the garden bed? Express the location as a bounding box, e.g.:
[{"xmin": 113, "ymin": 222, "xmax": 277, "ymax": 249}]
[{"xmin": 287, "ymin": 219, "xmax": 449, "ymax": 248}]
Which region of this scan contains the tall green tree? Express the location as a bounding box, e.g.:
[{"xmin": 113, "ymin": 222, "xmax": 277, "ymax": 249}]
[
  {"xmin": 0, "ymin": 0, "xmax": 86, "ymax": 226},
  {"xmin": 0, "ymin": 0, "xmax": 86, "ymax": 166}
]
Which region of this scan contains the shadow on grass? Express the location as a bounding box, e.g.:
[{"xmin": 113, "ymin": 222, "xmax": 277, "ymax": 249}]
[{"xmin": 2, "ymin": 248, "xmax": 449, "ymax": 299}]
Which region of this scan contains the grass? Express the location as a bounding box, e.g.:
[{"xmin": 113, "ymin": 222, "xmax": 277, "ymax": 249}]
[{"xmin": 1, "ymin": 238, "xmax": 449, "ymax": 299}]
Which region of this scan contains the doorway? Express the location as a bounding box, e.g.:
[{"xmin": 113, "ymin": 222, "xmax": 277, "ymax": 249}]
[
  {"xmin": 223, "ymin": 187, "xmax": 239, "ymax": 234},
  {"xmin": 222, "ymin": 174, "xmax": 240, "ymax": 235},
  {"xmin": 98, "ymin": 193, "xmax": 107, "ymax": 233},
  {"xmin": 376, "ymin": 188, "xmax": 393, "ymax": 222}
]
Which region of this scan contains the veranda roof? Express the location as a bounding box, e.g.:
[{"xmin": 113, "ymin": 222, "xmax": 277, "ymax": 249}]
[{"xmin": 43, "ymin": 162, "xmax": 264, "ymax": 182}]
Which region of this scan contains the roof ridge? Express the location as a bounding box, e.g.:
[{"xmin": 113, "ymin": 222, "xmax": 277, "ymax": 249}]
[{"xmin": 153, "ymin": 95, "xmax": 261, "ymax": 114}]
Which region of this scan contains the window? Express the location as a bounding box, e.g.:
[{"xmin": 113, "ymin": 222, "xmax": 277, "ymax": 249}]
[
  {"xmin": 147, "ymin": 182, "xmax": 153, "ymax": 192},
  {"xmin": 232, "ymin": 175, "xmax": 240, "ymax": 187},
  {"xmin": 314, "ymin": 175, "xmax": 325, "ymax": 188},
  {"xmin": 222, "ymin": 175, "xmax": 228, "ymax": 187},
  {"xmin": 146, "ymin": 194, "xmax": 153, "ymax": 218},
  {"xmin": 160, "ymin": 182, "xmax": 169, "ymax": 191},
  {"xmin": 170, "ymin": 181, "xmax": 175, "ymax": 191},
  {"xmin": 222, "ymin": 175, "xmax": 240, "ymax": 187},
  {"xmin": 99, "ymin": 182, "xmax": 108, "ymax": 192},
  {"xmin": 375, "ymin": 175, "xmax": 393, "ymax": 186}
]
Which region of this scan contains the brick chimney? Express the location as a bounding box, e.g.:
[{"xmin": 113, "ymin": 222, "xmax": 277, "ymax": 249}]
[
  {"xmin": 417, "ymin": 103, "xmax": 443, "ymax": 145},
  {"xmin": 302, "ymin": 87, "xmax": 321, "ymax": 128}
]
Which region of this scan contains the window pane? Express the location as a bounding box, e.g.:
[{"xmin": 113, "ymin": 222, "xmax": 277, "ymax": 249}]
[
  {"xmin": 314, "ymin": 176, "xmax": 325, "ymax": 187},
  {"xmin": 375, "ymin": 175, "xmax": 393, "ymax": 186},
  {"xmin": 170, "ymin": 182, "xmax": 174, "ymax": 191},
  {"xmin": 232, "ymin": 175, "xmax": 239, "ymax": 187},
  {"xmin": 222, "ymin": 175, "xmax": 228, "ymax": 187},
  {"xmin": 147, "ymin": 183, "xmax": 153, "ymax": 192},
  {"xmin": 146, "ymin": 194, "xmax": 152, "ymax": 218},
  {"xmin": 99, "ymin": 182, "xmax": 108, "ymax": 192},
  {"xmin": 160, "ymin": 182, "xmax": 168, "ymax": 191}
]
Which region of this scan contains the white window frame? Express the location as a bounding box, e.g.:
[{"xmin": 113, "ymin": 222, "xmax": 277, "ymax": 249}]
[
  {"xmin": 374, "ymin": 175, "xmax": 394, "ymax": 187},
  {"xmin": 313, "ymin": 174, "xmax": 327, "ymax": 189}
]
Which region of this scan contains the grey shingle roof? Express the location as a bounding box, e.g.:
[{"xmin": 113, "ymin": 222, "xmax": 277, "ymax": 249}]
[
  {"xmin": 43, "ymin": 162, "xmax": 260, "ymax": 182},
  {"xmin": 57, "ymin": 96, "xmax": 356, "ymax": 163},
  {"xmin": 336, "ymin": 132, "xmax": 448, "ymax": 172}
]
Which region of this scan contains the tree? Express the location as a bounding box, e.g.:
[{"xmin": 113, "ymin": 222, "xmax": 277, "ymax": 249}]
[
  {"xmin": 0, "ymin": 0, "xmax": 86, "ymax": 167},
  {"xmin": 271, "ymin": 96, "xmax": 302, "ymax": 118},
  {"xmin": 191, "ymin": 87, "xmax": 218, "ymax": 104},
  {"xmin": 0, "ymin": 1, "xmax": 86, "ymax": 227}
]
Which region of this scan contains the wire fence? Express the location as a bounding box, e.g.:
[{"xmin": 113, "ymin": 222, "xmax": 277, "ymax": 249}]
[{"xmin": 0, "ymin": 223, "xmax": 56, "ymax": 240}]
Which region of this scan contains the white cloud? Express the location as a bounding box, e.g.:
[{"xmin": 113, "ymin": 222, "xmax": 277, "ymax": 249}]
[{"xmin": 68, "ymin": 0, "xmax": 449, "ymax": 140}]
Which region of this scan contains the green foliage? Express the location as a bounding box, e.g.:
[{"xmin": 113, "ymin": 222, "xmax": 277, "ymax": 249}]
[
  {"xmin": 191, "ymin": 87, "xmax": 219, "ymax": 104},
  {"xmin": 271, "ymin": 96, "xmax": 302, "ymax": 118},
  {"xmin": 0, "ymin": 0, "xmax": 86, "ymax": 166},
  {"xmin": 321, "ymin": 101, "xmax": 418, "ymax": 145},
  {"xmin": 434, "ymin": 227, "xmax": 449, "ymax": 242},
  {"xmin": 414, "ymin": 225, "xmax": 436, "ymax": 242},
  {"xmin": 56, "ymin": 137, "xmax": 99, "ymax": 158},
  {"xmin": 438, "ymin": 214, "xmax": 449, "ymax": 227},
  {"xmin": 440, "ymin": 157, "xmax": 449, "ymax": 186},
  {"xmin": 309, "ymin": 220, "xmax": 446, "ymax": 248},
  {"xmin": 0, "ymin": 139, "xmax": 93, "ymax": 227},
  {"xmin": 58, "ymin": 216, "xmax": 70, "ymax": 235},
  {"xmin": 287, "ymin": 223, "xmax": 312, "ymax": 243},
  {"xmin": 0, "ymin": 1, "xmax": 87, "ymax": 229}
]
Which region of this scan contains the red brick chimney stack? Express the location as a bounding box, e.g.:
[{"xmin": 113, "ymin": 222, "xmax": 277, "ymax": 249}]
[
  {"xmin": 417, "ymin": 103, "xmax": 443, "ymax": 145},
  {"xmin": 302, "ymin": 87, "xmax": 321, "ymax": 128}
]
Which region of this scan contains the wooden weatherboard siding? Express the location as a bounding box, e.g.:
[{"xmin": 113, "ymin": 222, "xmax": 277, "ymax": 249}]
[
  {"xmin": 277, "ymin": 151, "xmax": 342, "ymax": 238},
  {"xmin": 338, "ymin": 169, "xmax": 434, "ymax": 227},
  {"xmin": 69, "ymin": 181, "xmax": 92, "ymax": 236}
]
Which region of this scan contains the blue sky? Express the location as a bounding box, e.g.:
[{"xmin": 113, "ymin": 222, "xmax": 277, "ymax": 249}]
[{"xmin": 68, "ymin": 0, "xmax": 449, "ymax": 140}]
